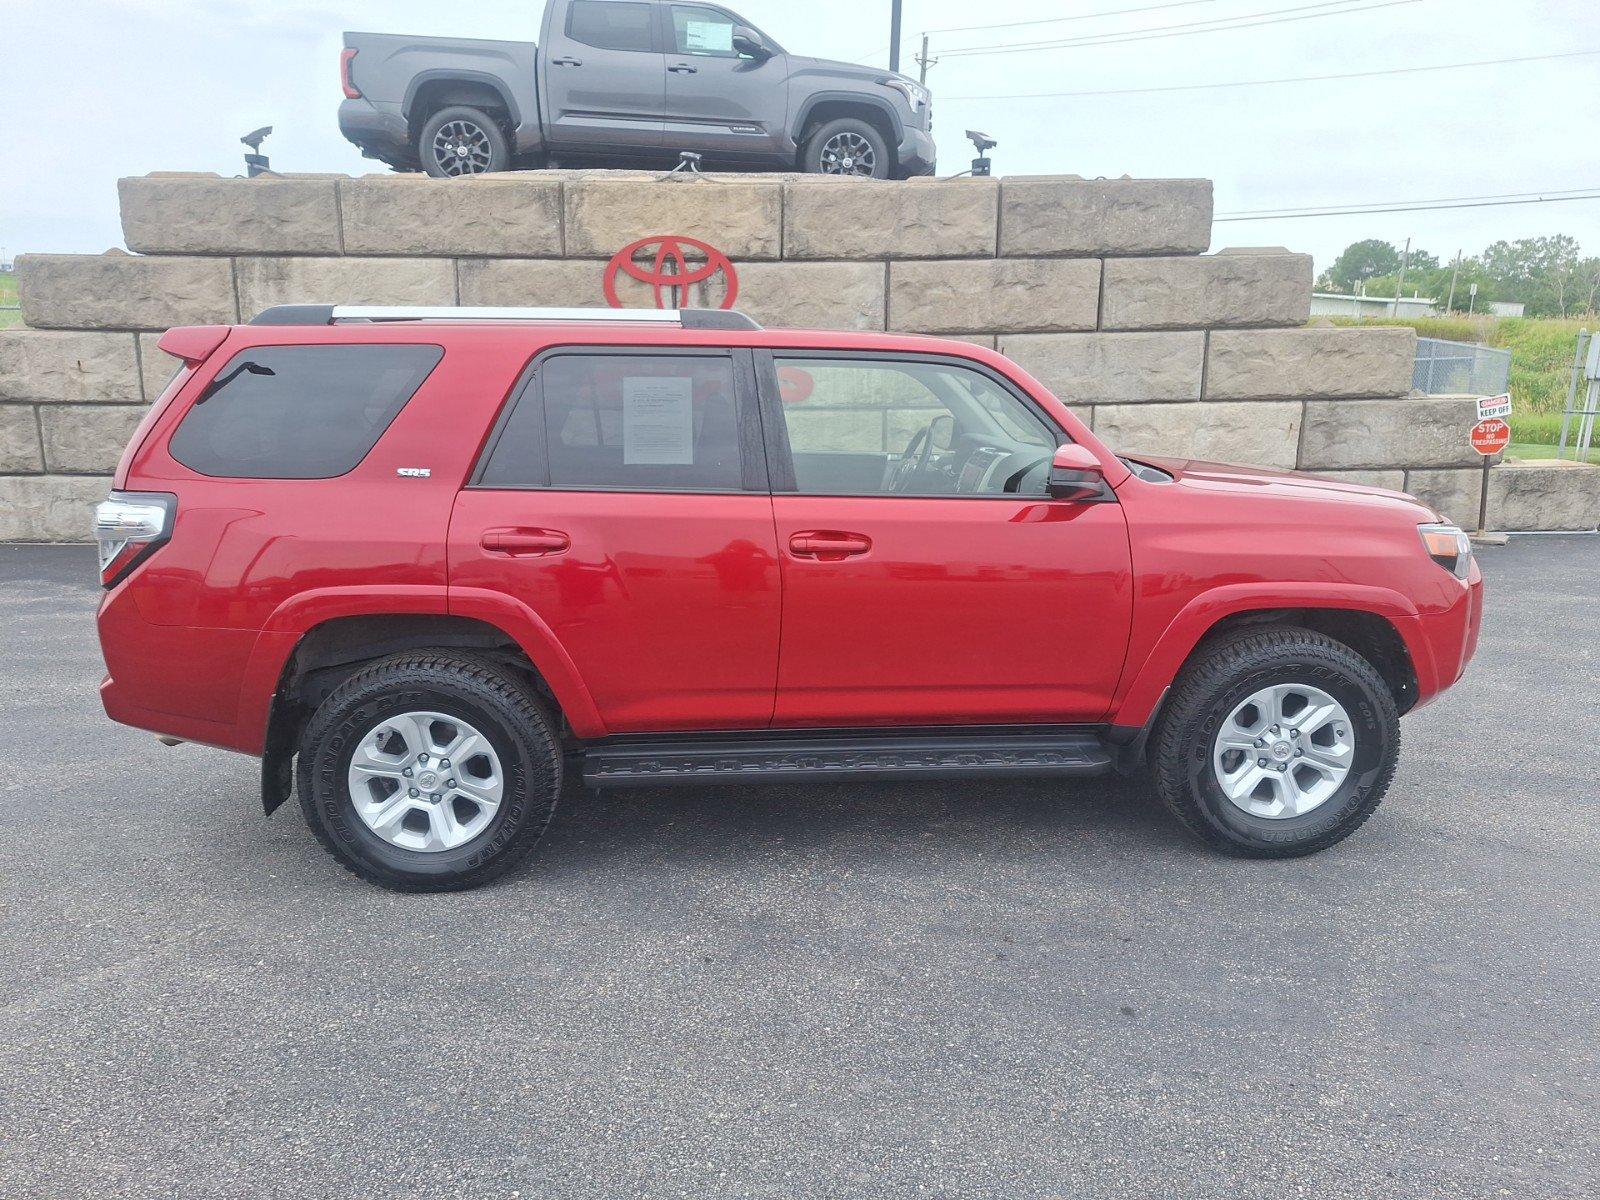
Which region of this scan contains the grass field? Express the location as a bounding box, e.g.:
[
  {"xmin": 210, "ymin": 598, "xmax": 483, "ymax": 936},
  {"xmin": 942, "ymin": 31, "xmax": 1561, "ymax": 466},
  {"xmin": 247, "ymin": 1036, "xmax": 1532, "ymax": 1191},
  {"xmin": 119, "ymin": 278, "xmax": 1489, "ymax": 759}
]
[{"xmin": 0, "ymin": 272, "xmax": 20, "ymax": 329}]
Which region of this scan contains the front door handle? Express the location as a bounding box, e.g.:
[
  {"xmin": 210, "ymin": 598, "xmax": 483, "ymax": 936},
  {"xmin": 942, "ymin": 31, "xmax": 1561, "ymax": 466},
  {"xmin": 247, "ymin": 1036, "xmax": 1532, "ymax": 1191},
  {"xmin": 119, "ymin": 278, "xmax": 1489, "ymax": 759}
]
[
  {"xmin": 788, "ymin": 531, "xmax": 872, "ymax": 561},
  {"xmin": 668, "ymin": 62, "xmax": 699, "ymax": 74},
  {"xmin": 551, "ymin": 56, "xmax": 583, "ymax": 66},
  {"xmin": 481, "ymin": 528, "xmax": 571, "ymax": 557}
]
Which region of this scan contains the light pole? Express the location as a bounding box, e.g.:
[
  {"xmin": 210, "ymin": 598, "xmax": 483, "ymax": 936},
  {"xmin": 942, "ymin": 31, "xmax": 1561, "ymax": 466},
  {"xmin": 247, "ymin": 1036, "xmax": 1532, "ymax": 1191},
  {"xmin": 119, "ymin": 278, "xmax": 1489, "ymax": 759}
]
[{"xmin": 889, "ymin": 0, "xmax": 903, "ymax": 73}]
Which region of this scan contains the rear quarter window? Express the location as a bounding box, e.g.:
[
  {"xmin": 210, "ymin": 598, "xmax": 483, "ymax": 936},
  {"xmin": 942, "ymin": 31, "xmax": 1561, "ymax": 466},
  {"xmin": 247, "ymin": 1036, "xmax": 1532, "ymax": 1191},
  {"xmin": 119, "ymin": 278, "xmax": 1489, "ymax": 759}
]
[{"xmin": 167, "ymin": 344, "xmax": 443, "ymax": 479}]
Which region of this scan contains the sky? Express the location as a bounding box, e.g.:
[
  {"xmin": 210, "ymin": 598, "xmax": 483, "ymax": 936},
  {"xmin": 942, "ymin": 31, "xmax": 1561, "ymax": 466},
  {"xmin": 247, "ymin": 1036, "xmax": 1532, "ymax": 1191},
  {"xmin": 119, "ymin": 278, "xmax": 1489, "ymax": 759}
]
[{"xmin": 2, "ymin": 0, "xmax": 1597, "ymax": 276}]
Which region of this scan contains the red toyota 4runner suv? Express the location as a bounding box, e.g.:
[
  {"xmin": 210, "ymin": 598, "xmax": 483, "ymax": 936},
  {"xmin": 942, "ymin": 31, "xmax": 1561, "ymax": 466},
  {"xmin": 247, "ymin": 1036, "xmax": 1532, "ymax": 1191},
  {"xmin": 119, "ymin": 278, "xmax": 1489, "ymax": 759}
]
[{"xmin": 95, "ymin": 305, "xmax": 1483, "ymax": 891}]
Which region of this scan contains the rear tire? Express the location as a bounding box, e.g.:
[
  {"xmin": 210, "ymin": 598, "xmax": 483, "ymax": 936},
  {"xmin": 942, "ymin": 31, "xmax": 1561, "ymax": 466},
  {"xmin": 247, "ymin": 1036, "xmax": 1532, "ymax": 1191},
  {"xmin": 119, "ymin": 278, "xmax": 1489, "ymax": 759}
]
[
  {"xmin": 1150, "ymin": 627, "xmax": 1399, "ymax": 858},
  {"xmin": 297, "ymin": 652, "xmax": 562, "ymax": 891},
  {"xmin": 801, "ymin": 117, "xmax": 892, "ymax": 178},
  {"xmin": 417, "ymin": 105, "xmax": 510, "ymax": 177}
]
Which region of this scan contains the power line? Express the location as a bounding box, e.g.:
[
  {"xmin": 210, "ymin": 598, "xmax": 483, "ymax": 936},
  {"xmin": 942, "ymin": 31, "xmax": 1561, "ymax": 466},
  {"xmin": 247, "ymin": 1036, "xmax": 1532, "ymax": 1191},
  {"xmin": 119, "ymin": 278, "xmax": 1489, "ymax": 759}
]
[
  {"xmin": 939, "ymin": 0, "xmax": 1421, "ymax": 58},
  {"xmin": 1215, "ymin": 193, "xmax": 1600, "ymax": 221},
  {"xmin": 1221, "ymin": 185, "xmax": 1600, "ymax": 217},
  {"xmin": 926, "ymin": 0, "xmax": 1219, "ymax": 37},
  {"xmin": 945, "ymin": 47, "xmax": 1600, "ymax": 100}
]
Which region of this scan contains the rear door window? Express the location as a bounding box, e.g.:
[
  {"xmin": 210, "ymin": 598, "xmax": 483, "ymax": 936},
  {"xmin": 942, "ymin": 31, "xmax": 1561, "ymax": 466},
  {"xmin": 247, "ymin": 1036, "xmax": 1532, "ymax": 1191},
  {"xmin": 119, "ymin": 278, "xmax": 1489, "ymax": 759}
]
[
  {"xmin": 568, "ymin": 1, "xmax": 656, "ymax": 51},
  {"xmin": 168, "ymin": 344, "xmax": 443, "ymax": 479},
  {"xmin": 478, "ymin": 351, "xmax": 756, "ymax": 492}
]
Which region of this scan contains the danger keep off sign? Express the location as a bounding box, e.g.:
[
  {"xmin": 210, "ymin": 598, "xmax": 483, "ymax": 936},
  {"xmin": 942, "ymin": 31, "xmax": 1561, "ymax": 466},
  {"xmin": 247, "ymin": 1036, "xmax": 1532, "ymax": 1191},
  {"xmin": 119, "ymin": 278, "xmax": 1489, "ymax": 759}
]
[{"xmin": 1477, "ymin": 393, "xmax": 1512, "ymax": 420}]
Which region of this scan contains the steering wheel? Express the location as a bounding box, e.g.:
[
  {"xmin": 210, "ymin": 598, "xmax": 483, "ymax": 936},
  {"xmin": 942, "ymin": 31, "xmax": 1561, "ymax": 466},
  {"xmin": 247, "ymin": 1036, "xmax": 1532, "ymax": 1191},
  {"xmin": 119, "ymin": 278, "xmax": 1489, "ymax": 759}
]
[{"xmin": 887, "ymin": 418, "xmax": 943, "ymax": 493}]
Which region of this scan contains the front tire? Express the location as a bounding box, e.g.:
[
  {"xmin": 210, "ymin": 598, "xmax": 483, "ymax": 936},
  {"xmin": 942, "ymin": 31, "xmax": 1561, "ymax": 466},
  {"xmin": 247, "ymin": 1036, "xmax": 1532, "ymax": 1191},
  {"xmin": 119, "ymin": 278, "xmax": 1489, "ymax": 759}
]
[
  {"xmin": 297, "ymin": 652, "xmax": 562, "ymax": 891},
  {"xmin": 802, "ymin": 117, "xmax": 892, "ymax": 178},
  {"xmin": 1150, "ymin": 627, "xmax": 1399, "ymax": 858},
  {"xmin": 417, "ymin": 106, "xmax": 510, "ymax": 177}
]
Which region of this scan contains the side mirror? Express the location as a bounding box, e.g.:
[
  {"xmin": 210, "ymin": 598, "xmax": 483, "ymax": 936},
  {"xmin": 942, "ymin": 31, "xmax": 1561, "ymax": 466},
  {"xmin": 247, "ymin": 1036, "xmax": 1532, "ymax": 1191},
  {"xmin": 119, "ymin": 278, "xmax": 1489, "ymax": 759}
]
[
  {"xmin": 1046, "ymin": 444, "xmax": 1106, "ymax": 500},
  {"xmin": 732, "ymin": 27, "xmax": 770, "ymax": 58}
]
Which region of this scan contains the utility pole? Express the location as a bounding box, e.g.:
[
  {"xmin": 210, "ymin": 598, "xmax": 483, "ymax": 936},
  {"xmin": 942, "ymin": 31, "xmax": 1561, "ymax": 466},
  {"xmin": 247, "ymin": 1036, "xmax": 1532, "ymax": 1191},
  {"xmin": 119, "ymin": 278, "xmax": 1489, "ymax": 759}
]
[
  {"xmin": 889, "ymin": 0, "xmax": 903, "ymax": 73},
  {"xmin": 916, "ymin": 32, "xmax": 935, "ymax": 84},
  {"xmin": 1446, "ymin": 249, "xmax": 1462, "ymax": 312},
  {"xmin": 1392, "ymin": 237, "xmax": 1411, "ymax": 318}
]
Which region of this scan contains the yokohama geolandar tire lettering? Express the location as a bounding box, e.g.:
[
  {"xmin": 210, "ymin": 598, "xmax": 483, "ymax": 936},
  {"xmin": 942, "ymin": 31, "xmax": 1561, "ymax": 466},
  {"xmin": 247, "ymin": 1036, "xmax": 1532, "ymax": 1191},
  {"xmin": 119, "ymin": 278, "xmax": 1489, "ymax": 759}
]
[
  {"xmin": 297, "ymin": 652, "xmax": 562, "ymax": 891},
  {"xmin": 1151, "ymin": 627, "xmax": 1400, "ymax": 858}
]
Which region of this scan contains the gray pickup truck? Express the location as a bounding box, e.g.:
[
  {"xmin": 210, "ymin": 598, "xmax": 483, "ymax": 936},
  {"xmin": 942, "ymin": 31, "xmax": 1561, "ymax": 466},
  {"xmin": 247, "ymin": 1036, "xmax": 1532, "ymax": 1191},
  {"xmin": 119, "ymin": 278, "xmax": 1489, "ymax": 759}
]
[{"xmin": 339, "ymin": 0, "xmax": 937, "ymax": 179}]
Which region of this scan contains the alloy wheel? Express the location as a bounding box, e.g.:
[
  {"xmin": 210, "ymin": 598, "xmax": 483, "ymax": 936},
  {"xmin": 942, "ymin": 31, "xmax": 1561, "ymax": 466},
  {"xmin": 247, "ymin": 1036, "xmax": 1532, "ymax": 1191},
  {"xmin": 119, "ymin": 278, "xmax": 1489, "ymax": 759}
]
[
  {"xmin": 431, "ymin": 120, "xmax": 494, "ymax": 176},
  {"xmin": 1211, "ymin": 684, "xmax": 1355, "ymax": 819},
  {"xmin": 346, "ymin": 711, "xmax": 504, "ymax": 852},
  {"xmin": 819, "ymin": 131, "xmax": 877, "ymax": 177}
]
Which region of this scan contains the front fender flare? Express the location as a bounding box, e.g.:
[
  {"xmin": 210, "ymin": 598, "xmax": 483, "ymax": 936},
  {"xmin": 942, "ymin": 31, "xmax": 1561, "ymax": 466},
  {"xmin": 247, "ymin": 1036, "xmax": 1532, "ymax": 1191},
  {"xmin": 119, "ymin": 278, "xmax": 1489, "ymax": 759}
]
[{"xmin": 1109, "ymin": 582, "xmax": 1430, "ymax": 730}]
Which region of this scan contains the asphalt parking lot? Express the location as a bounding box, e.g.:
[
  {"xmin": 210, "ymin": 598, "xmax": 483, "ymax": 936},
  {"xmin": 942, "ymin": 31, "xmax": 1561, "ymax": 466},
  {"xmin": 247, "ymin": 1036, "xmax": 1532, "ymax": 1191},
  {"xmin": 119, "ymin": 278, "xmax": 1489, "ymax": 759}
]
[{"xmin": 1, "ymin": 539, "xmax": 1595, "ymax": 1199}]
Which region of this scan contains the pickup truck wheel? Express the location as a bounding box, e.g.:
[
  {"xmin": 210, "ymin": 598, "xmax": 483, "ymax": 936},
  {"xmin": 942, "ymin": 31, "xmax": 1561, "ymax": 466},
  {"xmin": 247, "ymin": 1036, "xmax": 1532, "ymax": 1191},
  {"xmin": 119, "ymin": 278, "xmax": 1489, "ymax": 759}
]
[
  {"xmin": 296, "ymin": 652, "xmax": 562, "ymax": 891},
  {"xmin": 1150, "ymin": 627, "xmax": 1399, "ymax": 858},
  {"xmin": 802, "ymin": 118, "xmax": 891, "ymax": 178},
  {"xmin": 418, "ymin": 106, "xmax": 510, "ymax": 177}
]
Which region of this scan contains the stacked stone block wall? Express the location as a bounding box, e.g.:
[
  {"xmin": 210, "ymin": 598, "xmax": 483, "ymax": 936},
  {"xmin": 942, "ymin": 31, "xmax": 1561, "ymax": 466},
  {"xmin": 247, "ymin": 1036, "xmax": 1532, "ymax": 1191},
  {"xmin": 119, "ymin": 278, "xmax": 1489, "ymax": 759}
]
[{"xmin": 4, "ymin": 170, "xmax": 1596, "ymax": 540}]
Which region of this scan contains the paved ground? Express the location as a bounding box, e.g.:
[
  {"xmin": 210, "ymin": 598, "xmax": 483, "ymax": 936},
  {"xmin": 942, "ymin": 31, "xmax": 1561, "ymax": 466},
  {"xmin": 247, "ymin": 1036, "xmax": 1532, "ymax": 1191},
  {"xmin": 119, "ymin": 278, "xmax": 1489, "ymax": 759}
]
[{"xmin": 1, "ymin": 539, "xmax": 1595, "ymax": 1199}]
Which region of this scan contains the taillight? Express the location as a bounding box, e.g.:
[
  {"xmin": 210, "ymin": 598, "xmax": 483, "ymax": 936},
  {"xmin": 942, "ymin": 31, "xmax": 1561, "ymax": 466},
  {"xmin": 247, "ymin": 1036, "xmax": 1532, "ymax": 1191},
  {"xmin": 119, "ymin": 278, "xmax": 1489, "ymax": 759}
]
[
  {"xmin": 94, "ymin": 491, "xmax": 176, "ymax": 588},
  {"xmin": 341, "ymin": 48, "xmax": 361, "ymax": 99}
]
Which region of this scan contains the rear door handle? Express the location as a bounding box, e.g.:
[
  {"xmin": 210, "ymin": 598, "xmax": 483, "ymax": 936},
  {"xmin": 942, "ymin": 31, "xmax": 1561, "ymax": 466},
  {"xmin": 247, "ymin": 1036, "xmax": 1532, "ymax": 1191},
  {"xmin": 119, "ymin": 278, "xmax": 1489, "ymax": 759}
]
[
  {"xmin": 481, "ymin": 528, "xmax": 570, "ymax": 557},
  {"xmin": 669, "ymin": 62, "xmax": 699, "ymax": 73},
  {"xmin": 788, "ymin": 531, "xmax": 872, "ymax": 561},
  {"xmin": 551, "ymin": 56, "xmax": 583, "ymax": 66}
]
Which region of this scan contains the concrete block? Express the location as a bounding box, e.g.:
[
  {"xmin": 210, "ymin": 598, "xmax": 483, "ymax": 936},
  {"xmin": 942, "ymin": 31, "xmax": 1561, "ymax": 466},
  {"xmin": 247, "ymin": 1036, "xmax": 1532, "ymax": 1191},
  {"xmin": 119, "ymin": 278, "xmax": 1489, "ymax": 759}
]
[
  {"xmin": 18, "ymin": 253, "xmax": 238, "ymax": 331},
  {"xmin": 733, "ymin": 262, "xmax": 885, "ymax": 330},
  {"xmin": 0, "ymin": 330, "xmax": 142, "ymax": 402},
  {"xmin": 340, "ymin": 175, "xmax": 563, "ymax": 256},
  {"xmin": 1300, "ymin": 396, "xmax": 1483, "ymax": 470},
  {"xmin": 999, "ymin": 177, "xmax": 1212, "ymax": 257},
  {"xmin": 457, "ymin": 259, "xmax": 613, "ymax": 308},
  {"xmin": 784, "ymin": 177, "xmax": 998, "ymax": 260},
  {"xmin": 40, "ymin": 405, "xmax": 148, "ymax": 474},
  {"xmin": 1094, "ymin": 400, "xmax": 1302, "ymax": 470},
  {"xmin": 1000, "ymin": 331, "xmax": 1203, "ymax": 403},
  {"xmin": 234, "ymin": 257, "xmax": 456, "ymax": 319},
  {"xmin": 0, "ymin": 405, "xmax": 43, "ymax": 473},
  {"xmin": 1403, "ymin": 468, "xmax": 1485, "ymax": 528},
  {"xmin": 563, "ymin": 176, "xmax": 783, "ymax": 259},
  {"xmin": 119, "ymin": 174, "xmax": 341, "ymax": 255},
  {"xmin": 1206, "ymin": 327, "xmax": 1416, "ymax": 399},
  {"xmin": 1101, "ymin": 249, "xmax": 1312, "ymax": 330},
  {"xmin": 0, "ymin": 475, "xmax": 109, "ymax": 542},
  {"xmin": 1489, "ymin": 461, "xmax": 1600, "ymax": 531},
  {"xmin": 889, "ymin": 259, "xmax": 1100, "ymax": 334}
]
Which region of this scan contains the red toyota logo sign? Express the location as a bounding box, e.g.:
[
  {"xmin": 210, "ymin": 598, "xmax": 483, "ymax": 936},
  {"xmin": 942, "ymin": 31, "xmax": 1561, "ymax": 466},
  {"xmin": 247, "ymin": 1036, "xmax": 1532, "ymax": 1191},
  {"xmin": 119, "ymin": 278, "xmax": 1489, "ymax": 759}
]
[{"xmin": 603, "ymin": 235, "xmax": 740, "ymax": 310}]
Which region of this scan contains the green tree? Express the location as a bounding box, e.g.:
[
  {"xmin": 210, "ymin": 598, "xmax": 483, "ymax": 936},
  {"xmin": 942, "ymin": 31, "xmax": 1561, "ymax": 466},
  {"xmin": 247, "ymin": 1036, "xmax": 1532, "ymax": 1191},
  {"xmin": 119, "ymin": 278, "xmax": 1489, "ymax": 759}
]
[
  {"xmin": 1326, "ymin": 239, "xmax": 1402, "ymax": 291},
  {"xmin": 1482, "ymin": 235, "xmax": 1583, "ymax": 316}
]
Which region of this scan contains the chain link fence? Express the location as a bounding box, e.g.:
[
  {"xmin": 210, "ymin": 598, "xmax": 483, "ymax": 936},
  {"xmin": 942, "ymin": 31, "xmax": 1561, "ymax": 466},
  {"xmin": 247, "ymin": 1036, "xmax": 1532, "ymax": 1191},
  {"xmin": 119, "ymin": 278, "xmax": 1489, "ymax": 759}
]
[{"xmin": 1412, "ymin": 337, "xmax": 1511, "ymax": 396}]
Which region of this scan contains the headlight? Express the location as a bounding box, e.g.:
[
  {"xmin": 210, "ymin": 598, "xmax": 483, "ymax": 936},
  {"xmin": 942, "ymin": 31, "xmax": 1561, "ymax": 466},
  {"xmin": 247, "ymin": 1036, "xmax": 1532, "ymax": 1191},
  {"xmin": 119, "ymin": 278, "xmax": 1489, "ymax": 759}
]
[
  {"xmin": 1418, "ymin": 523, "xmax": 1473, "ymax": 580},
  {"xmin": 884, "ymin": 76, "xmax": 929, "ymax": 112}
]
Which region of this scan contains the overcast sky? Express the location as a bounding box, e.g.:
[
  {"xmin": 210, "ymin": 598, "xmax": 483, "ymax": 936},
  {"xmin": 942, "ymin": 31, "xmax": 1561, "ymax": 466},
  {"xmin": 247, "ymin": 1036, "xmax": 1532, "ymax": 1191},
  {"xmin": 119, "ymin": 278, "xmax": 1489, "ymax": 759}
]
[{"xmin": 3, "ymin": 0, "xmax": 1597, "ymax": 274}]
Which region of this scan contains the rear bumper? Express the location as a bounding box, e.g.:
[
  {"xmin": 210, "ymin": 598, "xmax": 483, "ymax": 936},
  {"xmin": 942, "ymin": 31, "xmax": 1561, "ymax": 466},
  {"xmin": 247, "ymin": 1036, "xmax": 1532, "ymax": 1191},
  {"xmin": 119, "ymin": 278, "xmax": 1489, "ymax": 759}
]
[
  {"xmin": 338, "ymin": 98, "xmax": 412, "ymax": 163},
  {"xmin": 896, "ymin": 127, "xmax": 937, "ymax": 177}
]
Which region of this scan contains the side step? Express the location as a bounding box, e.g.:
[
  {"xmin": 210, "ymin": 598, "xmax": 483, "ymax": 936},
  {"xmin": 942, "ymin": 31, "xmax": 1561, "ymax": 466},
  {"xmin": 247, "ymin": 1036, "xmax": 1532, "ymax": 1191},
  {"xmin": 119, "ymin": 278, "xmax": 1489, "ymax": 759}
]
[{"xmin": 581, "ymin": 729, "xmax": 1113, "ymax": 788}]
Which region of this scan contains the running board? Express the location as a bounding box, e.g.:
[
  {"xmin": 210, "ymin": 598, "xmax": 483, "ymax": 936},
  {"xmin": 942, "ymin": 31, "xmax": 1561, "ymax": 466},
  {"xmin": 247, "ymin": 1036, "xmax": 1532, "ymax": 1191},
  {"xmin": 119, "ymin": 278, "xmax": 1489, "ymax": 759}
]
[{"xmin": 581, "ymin": 730, "xmax": 1113, "ymax": 788}]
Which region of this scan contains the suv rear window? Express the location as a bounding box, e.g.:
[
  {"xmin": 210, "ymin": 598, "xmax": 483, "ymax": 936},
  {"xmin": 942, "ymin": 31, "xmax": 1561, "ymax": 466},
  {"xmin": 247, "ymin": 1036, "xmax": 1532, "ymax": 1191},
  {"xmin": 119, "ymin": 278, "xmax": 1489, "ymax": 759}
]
[
  {"xmin": 568, "ymin": 1, "xmax": 655, "ymax": 52},
  {"xmin": 168, "ymin": 345, "xmax": 442, "ymax": 480}
]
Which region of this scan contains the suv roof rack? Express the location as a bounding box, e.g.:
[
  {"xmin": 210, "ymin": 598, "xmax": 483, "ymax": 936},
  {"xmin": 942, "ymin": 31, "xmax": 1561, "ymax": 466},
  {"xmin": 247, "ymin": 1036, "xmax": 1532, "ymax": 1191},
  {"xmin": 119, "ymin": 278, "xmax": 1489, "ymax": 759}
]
[{"xmin": 249, "ymin": 305, "xmax": 763, "ymax": 332}]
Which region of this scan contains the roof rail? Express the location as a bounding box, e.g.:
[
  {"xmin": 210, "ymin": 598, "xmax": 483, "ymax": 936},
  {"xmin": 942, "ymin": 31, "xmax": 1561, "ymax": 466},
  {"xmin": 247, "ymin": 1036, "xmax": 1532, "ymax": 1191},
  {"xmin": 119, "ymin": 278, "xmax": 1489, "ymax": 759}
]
[{"xmin": 248, "ymin": 305, "xmax": 762, "ymax": 331}]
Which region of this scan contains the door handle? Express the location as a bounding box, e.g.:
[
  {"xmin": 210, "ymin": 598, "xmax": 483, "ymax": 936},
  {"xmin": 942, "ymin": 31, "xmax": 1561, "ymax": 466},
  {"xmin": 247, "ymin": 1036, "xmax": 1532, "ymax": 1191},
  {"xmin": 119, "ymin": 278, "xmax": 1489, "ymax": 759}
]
[
  {"xmin": 551, "ymin": 56, "xmax": 583, "ymax": 66},
  {"xmin": 669, "ymin": 62, "xmax": 699, "ymax": 73},
  {"xmin": 788, "ymin": 531, "xmax": 872, "ymax": 561},
  {"xmin": 481, "ymin": 528, "xmax": 571, "ymax": 557}
]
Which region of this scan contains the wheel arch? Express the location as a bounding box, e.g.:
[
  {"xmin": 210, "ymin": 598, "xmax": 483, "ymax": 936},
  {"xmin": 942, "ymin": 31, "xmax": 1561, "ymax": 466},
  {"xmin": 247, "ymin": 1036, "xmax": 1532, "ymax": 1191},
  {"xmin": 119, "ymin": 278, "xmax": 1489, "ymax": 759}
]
[
  {"xmin": 404, "ymin": 72, "xmax": 519, "ymax": 133},
  {"xmin": 792, "ymin": 95, "xmax": 901, "ymax": 167},
  {"xmin": 1111, "ymin": 584, "xmax": 1431, "ymax": 736}
]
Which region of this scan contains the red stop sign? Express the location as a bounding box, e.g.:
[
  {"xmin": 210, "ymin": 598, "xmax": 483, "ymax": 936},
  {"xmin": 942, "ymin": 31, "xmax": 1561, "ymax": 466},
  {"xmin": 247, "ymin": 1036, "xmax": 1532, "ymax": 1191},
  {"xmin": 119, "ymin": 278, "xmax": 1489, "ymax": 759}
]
[{"xmin": 1470, "ymin": 418, "xmax": 1510, "ymax": 456}]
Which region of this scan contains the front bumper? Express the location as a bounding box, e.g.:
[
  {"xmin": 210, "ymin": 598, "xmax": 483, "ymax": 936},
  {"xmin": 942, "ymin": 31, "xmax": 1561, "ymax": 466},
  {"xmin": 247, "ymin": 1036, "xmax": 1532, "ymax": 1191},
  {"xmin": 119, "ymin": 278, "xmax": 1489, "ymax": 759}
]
[
  {"xmin": 1407, "ymin": 560, "xmax": 1484, "ymax": 709},
  {"xmin": 896, "ymin": 126, "xmax": 937, "ymax": 177}
]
